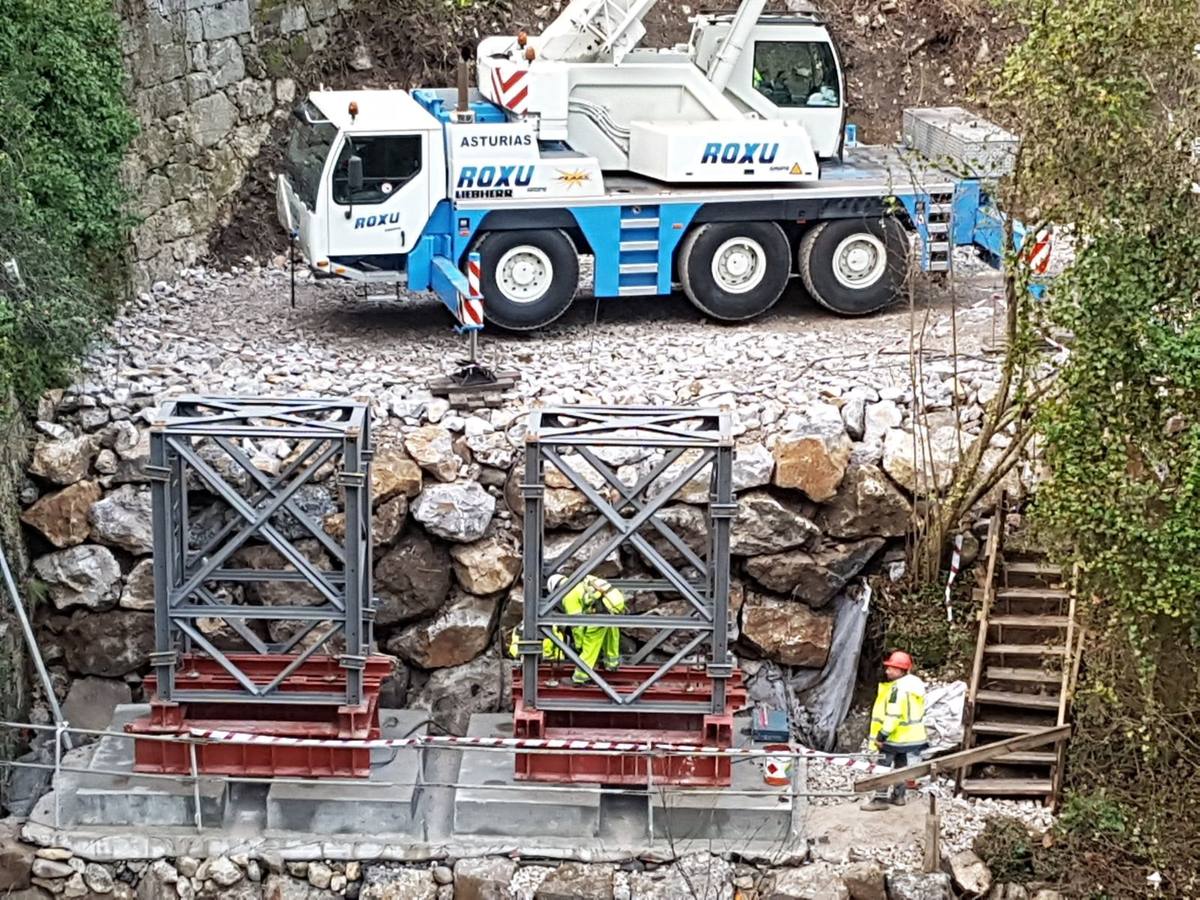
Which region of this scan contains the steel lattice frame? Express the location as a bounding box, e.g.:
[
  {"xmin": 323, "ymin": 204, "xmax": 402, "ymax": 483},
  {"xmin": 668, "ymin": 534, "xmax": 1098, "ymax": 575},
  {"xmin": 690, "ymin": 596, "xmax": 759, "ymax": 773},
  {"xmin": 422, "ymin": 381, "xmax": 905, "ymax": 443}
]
[
  {"xmin": 147, "ymin": 396, "xmax": 373, "ymax": 707},
  {"xmin": 519, "ymin": 405, "xmax": 735, "ymax": 716}
]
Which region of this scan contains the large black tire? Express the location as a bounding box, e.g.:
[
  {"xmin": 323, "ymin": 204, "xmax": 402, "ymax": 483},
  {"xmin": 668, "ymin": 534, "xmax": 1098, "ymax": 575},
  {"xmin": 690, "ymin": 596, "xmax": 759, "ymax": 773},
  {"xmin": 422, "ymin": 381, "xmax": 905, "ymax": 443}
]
[
  {"xmin": 678, "ymin": 222, "xmax": 791, "ymax": 321},
  {"xmin": 797, "ymin": 217, "xmax": 908, "ymax": 316},
  {"xmin": 473, "ymin": 229, "xmax": 579, "ymax": 330}
]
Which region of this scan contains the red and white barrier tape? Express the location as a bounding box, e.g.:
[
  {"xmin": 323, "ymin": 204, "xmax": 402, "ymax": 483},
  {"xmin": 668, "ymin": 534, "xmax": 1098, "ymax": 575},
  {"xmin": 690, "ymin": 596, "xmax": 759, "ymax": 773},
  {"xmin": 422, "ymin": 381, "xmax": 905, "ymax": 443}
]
[
  {"xmin": 945, "ymin": 532, "xmax": 964, "ymax": 622},
  {"xmin": 185, "ymin": 728, "xmax": 890, "ymax": 774}
]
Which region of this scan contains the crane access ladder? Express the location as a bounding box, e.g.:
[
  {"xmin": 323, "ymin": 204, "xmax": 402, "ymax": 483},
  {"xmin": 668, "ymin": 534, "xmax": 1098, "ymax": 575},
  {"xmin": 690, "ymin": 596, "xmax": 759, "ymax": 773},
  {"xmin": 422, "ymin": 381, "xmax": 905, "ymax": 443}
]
[{"xmin": 957, "ymin": 507, "xmax": 1083, "ymax": 807}]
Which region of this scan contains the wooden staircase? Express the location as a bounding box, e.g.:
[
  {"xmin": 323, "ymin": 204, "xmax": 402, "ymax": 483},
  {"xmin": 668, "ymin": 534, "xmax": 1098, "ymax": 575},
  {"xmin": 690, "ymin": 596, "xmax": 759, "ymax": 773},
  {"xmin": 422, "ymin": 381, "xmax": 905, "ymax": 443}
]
[{"xmin": 958, "ymin": 514, "xmax": 1082, "ymax": 807}]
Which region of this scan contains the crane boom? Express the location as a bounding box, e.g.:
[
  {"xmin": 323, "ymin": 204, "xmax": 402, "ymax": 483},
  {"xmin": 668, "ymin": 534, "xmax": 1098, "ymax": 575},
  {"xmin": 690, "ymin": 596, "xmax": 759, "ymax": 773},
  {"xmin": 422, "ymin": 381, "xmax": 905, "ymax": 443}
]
[{"xmin": 537, "ymin": 0, "xmax": 663, "ymax": 62}]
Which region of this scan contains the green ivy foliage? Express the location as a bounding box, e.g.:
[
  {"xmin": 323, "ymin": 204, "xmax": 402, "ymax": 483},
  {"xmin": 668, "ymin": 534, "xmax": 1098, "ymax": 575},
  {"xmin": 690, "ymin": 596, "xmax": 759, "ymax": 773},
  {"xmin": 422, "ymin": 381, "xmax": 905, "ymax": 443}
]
[{"xmin": 0, "ymin": 0, "xmax": 136, "ymax": 409}]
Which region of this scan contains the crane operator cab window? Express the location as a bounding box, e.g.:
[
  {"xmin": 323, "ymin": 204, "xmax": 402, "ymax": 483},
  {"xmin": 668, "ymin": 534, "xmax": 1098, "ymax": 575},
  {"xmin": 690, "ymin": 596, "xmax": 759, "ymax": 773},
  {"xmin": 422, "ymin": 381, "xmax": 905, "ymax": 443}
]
[
  {"xmin": 331, "ymin": 134, "xmax": 422, "ymax": 205},
  {"xmin": 752, "ymin": 41, "xmax": 840, "ymax": 108}
]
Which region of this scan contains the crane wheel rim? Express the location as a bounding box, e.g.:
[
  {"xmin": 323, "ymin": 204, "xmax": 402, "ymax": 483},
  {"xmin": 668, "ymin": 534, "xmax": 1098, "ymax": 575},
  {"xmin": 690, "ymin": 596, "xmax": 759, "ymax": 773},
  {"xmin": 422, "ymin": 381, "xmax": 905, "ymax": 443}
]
[
  {"xmin": 831, "ymin": 232, "xmax": 888, "ymax": 290},
  {"xmin": 710, "ymin": 237, "xmax": 767, "ymax": 295},
  {"xmin": 496, "ymin": 245, "xmax": 555, "ymax": 304}
]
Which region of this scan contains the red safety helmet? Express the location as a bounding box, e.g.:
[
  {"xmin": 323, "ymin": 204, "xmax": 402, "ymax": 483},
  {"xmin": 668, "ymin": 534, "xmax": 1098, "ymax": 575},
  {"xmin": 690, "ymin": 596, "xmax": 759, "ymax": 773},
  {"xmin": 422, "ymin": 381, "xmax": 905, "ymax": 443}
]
[{"xmin": 883, "ymin": 650, "xmax": 913, "ymax": 672}]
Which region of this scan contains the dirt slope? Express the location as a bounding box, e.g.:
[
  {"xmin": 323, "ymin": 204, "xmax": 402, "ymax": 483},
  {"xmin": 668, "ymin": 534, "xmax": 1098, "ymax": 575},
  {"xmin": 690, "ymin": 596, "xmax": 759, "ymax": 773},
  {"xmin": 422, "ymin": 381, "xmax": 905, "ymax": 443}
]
[{"xmin": 211, "ymin": 0, "xmax": 1012, "ymax": 265}]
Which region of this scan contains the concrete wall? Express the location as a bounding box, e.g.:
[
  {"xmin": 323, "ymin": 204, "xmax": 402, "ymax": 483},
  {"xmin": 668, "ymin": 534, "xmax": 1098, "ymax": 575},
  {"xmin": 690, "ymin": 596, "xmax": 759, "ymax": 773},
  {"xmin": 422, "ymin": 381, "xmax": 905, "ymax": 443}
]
[{"xmin": 118, "ymin": 0, "xmax": 352, "ymax": 286}]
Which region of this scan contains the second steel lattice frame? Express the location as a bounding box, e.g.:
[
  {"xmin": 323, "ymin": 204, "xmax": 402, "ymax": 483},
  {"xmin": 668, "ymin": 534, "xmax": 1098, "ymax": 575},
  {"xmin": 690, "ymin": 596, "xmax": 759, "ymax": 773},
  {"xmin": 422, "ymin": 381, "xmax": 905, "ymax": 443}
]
[
  {"xmin": 519, "ymin": 405, "xmax": 735, "ymax": 716},
  {"xmin": 147, "ymin": 396, "xmax": 374, "ymax": 708}
]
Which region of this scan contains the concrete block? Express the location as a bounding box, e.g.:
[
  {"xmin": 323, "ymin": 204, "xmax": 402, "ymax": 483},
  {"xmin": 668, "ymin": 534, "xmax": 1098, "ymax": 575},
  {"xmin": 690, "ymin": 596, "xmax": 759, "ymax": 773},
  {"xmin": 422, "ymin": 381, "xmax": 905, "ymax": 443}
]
[
  {"xmin": 452, "ymin": 713, "xmax": 601, "ymax": 838},
  {"xmin": 265, "ymin": 710, "xmax": 430, "ymax": 836},
  {"xmin": 63, "ymin": 705, "xmax": 227, "ymax": 828}
]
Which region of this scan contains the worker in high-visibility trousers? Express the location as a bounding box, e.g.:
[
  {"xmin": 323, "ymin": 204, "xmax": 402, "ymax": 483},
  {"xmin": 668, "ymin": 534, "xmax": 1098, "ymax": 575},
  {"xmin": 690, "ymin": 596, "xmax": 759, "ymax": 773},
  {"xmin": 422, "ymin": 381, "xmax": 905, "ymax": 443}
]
[
  {"xmin": 547, "ymin": 572, "xmax": 626, "ymax": 686},
  {"xmin": 861, "ymin": 649, "xmax": 929, "ymax": 811},
  {"xmin": 507, "ymin": 624, "xmax": 566, "ymax": 662}
]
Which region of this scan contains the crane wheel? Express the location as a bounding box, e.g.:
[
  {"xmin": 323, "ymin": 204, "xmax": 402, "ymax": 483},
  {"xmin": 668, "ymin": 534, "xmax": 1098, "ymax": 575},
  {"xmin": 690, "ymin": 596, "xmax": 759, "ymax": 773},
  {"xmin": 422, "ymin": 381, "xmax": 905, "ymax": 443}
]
[
  {"xmin": 473, "ymin": 229, "xmax": 579, "ymax": 330},
  {"xmin": 797, "ymin": 217, "xmax": 908, "ymax": 316},
  {"xmin": 678, "ymin": 222, "xmax": 790, "ymax": 322}
]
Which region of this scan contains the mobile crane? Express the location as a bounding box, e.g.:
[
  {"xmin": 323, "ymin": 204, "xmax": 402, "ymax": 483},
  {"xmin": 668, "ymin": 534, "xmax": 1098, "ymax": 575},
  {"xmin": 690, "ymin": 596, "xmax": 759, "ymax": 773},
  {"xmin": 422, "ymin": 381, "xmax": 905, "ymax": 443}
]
[{"xmin": 276, "ymin": 0, "xmax": 1026, "ymax": 331}]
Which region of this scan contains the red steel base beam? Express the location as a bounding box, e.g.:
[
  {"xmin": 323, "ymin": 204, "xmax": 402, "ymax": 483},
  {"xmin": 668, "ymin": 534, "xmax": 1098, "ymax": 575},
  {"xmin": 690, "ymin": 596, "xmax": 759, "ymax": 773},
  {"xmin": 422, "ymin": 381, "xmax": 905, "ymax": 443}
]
[{"xmin": 511, "ymin": 664, "xmax": 745, "ymax": 786}]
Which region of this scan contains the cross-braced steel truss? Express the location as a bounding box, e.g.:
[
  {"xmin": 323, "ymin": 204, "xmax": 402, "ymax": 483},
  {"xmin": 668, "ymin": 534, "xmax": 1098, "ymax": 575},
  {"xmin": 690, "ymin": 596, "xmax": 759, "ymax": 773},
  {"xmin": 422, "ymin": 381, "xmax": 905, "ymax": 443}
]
[
  {"xmin": 147, "ymin": 396, "xmax": 373, "ymax": 707},
  {"xmin": 519, "ymin": 405, "xmax": 735, "ymax": 716}
]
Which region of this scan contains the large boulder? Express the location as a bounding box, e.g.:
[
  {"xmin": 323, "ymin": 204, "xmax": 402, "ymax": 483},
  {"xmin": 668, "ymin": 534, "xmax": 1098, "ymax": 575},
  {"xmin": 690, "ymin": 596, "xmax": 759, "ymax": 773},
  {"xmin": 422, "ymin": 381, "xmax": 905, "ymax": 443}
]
[
  {"xmin": 0, "ymin": 822, "xmax": 33, "ymax": 891},
  {"xmin": 414, "ymin": 653, "xmax": 507, "ymax": 734},
  {"xmin": 744, "ymin": 538, "xmax": 884, "ymax": 608},
  {"xmin": 882, "ymin": 427, "xmax": 973, "ymax": 495},
  {"xmin": 885, "ymin": 872, "xmax": 952, "ymax": 900},
  {"xmin": 233, "ymin": 540, "xmax": 331, "ymax": 607},
  {"xmin": 412, "ymin": 481, "xmax": 495, "ymax": 542},
  {"xmin": 632, "ymin": 442, "xmax": 775, "ymax": 504},
  {"xmin": 60, "ymin": 609, "xmax": 155, "ymax": 677},
  {"xmin": 88, "ymin": 485, "xmax": 153, "ymax": 554},
  {"xmin": 731, "ymin": 490, "xmax": 820, "ymax": 556},
  {"xmin": 374, "ymin": 532, "xmax": 452, "ymax": 625},
  {"xmin": 535, "ymin": 862, "xmax": 614, "ymax": 899},
  {"xmin": 453, "ymin": 857, "xmax": 516, "ymax": 900},
  {"xmin": 947, "ymin": 849, "xmax": 992, "ymax": 897},
  {"xmin": 840, "ymin": 861, "xmax": 886, "ymax": 900},
  {"xmin": 543, "ymin": 487, "xmax": 595, "ymax": 530},
  {"xmin": 636, "ymin": 505, "xmax": 708, "ymax": 568},
  {"xmin": 120, "ymin": 558, "xmax": 155, "ymax": 610},
  {"xmin": 772, "ymin": 407, "xmax": 852, "ymax": 502},
  {"xmin": 767, "ymin": 862, "xmax": 849, "ymax": 900},
  {"xmin": 817, "ymin": 464, "xmax": 911, "ymax": 539},
  {"xmin": 33, "ymin": 544, "xmax": 121, "ymax": 611},
  {"xmin": 62, "ymin": 676, "xmax": 133, "ymax": 733},
  {"xmin": 360, "ymin": 866, "xmax": 437, "ymax": 900},
  {"xmin": 630, "ymin": 581, "xmax": 744, "ymax": 652},
  {"xmin": 275, "ymin": 484, "xmax": 337, "ymax": 541},
  {"xmin": 450, "ymin": 528, "xmax": 522, "ymax": 595},
  {"xmin": 29, "ymin": 435, "xmax": 97, "ymax": 485},
  {"xmin": 465, "ymin": 431, "xmax": 516, "ymax": 469},
  {"xmin": 403, "ymin": 426, "xmax": 460, "ymax": 482},
  {"xmin": 322, "ymin": 493, "xmax": 407, "ymax": 549},
  {"xmin": 741, "ymin": 593, "xmax": 834, "ymax": 667},
  {"xmin": 20, "ymin": 481, "xmax": 102, "ymax": 548},
  {"xmin": 372, "ymin": 449, "xmax": 423, "ymax": 502},
  {"xmin": 544, "ymin": 528, "xmax": 622, "ymax": 579},
  {"xmin": 385, "ymin": 590, "xmax": 496, "ymax": 669}
]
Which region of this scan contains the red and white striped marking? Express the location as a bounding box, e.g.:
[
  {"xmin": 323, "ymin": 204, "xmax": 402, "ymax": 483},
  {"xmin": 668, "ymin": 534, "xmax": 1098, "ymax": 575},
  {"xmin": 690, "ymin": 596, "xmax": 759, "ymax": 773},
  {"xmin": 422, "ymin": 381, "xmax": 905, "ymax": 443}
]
[
  {"xmin": 1026, "ymin": 229, "xmax": 1052, "ymax": 274},
  {"xmin": 457, "ymin": 252, "xmax": 483, "ymax": 328},
  {"xmin": 945, "ymin": 532, "xmax": 964, "ymax": 622},
  {"xmin": 183, "ymin": 728, "xmax": 890, "ymax": 773},
  {"xmin": 490, "ymin": 65, "xmax": 529, "ymax": 115}
]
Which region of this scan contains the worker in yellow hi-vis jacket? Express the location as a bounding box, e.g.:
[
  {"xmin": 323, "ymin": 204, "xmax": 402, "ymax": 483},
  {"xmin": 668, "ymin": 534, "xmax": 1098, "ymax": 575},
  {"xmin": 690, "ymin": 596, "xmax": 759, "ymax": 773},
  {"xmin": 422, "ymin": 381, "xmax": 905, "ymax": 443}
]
[
  {"xmin": 547, "ymin": 572, "xmax": 626, "ymax": 685},
  {"xmin": 861, "ymin": 649, "xmax": 929, "ymax": 811}
]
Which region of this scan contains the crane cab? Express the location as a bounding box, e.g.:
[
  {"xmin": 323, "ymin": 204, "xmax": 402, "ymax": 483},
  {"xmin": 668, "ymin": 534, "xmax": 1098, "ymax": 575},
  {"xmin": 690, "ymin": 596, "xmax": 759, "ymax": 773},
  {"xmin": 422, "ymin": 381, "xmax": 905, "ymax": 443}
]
[{"xmin": 689, "ymin": 12, "xmax": 845, "ymax": 158}]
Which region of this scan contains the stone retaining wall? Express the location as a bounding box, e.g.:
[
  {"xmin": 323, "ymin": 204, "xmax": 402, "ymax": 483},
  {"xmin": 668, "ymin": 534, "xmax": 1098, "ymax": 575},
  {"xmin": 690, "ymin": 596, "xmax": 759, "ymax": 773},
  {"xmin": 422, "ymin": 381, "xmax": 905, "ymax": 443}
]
[{"xmin": 119, "ymin": 0, "xmax": 352, "ymax": 286}]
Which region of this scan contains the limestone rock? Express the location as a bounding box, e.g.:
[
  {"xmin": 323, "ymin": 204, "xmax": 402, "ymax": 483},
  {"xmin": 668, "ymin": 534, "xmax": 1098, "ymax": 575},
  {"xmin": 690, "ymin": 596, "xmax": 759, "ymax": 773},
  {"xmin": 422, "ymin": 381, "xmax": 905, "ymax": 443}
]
[
  {"xmin": 360, "ymin": 866, "xmax": 437, "ymax": 899},
  {"xmin": 733, "ymin": 442, "xmax": 776, "ymax": 491},
  {"xmin": 412, "ymin": 481, "xmax": 495, "ymax": 542},
  {"xmin": 731, "ymin": 490, "xmax": 820, "ymax": 556},
  {"xmin": 385, "ymin": 590, "xmax": 496, "ymax": 668},
  {"xmin": 863, "ymin": 399, "xmax": 903, "ymax": 444},
  {"xmin": 374, "ymin": 532, "xmax": 452, "ymax": 625},
  {"xmin": 88, "ymin": 485, "xmax": 153, "ymax": 554},
  {"xmin": 947, "ymin": 850, "xmax": 992, "ymax": 897},
  {"xmin": 415, "ymin": 653, "xmax": 506, "ymax": 734},
  {"xmin": 33, "ymin": 858, "xmax": 73, "ymax": 879},
  {"xmin": 741, "ymin": 593, "xmax": 834, "ymax": 666},
  {"xmin": 882, "ymin": 427, "xmax": 972, "ymax": 495},
  {"xmin": 450, "ymin": 528, "xmax": 522, "ymax": 595},
  {"xmin": 373, "ymin": 450, "xmax": 423, "ymax": 501},
  {"xmin": 0, "ymin": 826, "xmax": 33, "ymax": 890},
  {"xmin": 60, "ymin": 609, "xmax": 154, "ymax": 677},
  {"xmin": 276, "ymin": 485, "xmax": 336, "ymax": 541},
  {"xmin": 543, "ymin": 487, "xmax": 594, "ymax": 530},
  {"xmin": 403, "ymin": 426, "xmax": 460, "ymax": 482},
  {"xmin": 62, "ymin": 676, "xmax": 132, "ymax": 733},
  {"xmin": 33, "ymin": 545, "xmax": 121, "ymax": 611},
  {"xmin": 744, "ymin": 538, "xmax": 884, "ymax": 608},
  {"xmin": 20, "ymin": 481, "xmax": 102, "ymax": 548},
  {"xmin": 544, "ymin": 528, "xmax": 622, "ymax": 579},
  {"xmin": 840, "ymin": 861, "xmax": 886, "ymax": 900},
  {"xmin": 207, "ymin": 857, "xmax": 243, "ymax": 888},
  {"xmin": 535, "ymin": 862, "xmax": 614, "ymax": 899},
  {"xmin": 767, "ymin": 862, "xmax": 848, "ymax": 899},
  {"xmin": 29, "ymin": 435, "xmax": 96, "ymax": 485},
  {"xmin": 453, "ymin": 857, "xmax": 516, "ymax": 900},
  {"xmin": 636, "ymin": 504, "xmax": 708, "ymax": 568},
  {"xmin": 885, "ymin": 872, "xmax": 952, "ymax": 900},
  {"xmin": 323, "ymin": 493, "xmax": 407, "ymax": 548},
  {"xmin": 818, "ymin": 464, "xmax": 911, "ymax": 539},
  {"xmin": 262, "ymin": 874, "xmax": 313, "ymax": 899},
  {"xmin": 772, "ymin": 410, "xmax": 852, "ymax": 501},
  {"xmin": 234, "ymin": 540, "xmax": 331, "ymax": 607},
  {"xmin": 465, "ymin": 431, "xmax": 515, "ymax": 469}
]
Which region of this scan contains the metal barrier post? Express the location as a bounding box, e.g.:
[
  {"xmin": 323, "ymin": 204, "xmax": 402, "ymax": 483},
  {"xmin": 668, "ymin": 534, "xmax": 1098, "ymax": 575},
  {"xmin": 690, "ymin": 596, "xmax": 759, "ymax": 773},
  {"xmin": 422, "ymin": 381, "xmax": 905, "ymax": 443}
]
[
  {"xmin": 645, "ymin": 742, "xmax": 654, "ymax": 842},
  {"xmin": 53, "ymin": 721, "xmax": 64, "ymax": 829},
  {"xmin": 189, "ymin": 742, "xmax": 203, "ymax": 831}
]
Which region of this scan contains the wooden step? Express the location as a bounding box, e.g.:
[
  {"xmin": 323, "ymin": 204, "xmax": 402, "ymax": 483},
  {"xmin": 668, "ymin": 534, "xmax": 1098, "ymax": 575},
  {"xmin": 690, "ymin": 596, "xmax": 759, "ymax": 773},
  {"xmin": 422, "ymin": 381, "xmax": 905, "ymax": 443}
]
[
  {"xmin": 985, "ymin": 644, "xmax": 1067, "ymax": 656},
  {"xmin": 1004, "ymin": 560, "xmax": 1063, "ymax": 577},
  {"xmin": 985, "ymin": 666, "xmax": 1063, "ymax": 683},
  {"xmin": 976, "ymin": 689, "xmax": 1061, "ymax": 710},
  {"xmin": 991, "ymin": 751, "xmax": 1058, "ymax": 765},
  {"xmin": 998, "ymin": 587, "xmax": 1070, "ymax": 601},
  {"xmin": 973, "ymin": 720, "xmax": 1056, "ymax": 736},
  {"xmin": 962, "ymin": 777, "xmax": 1053, "ymax": 796},
  {"xmin": 990, "ymin": 614, "xmax": 1071, "ymax": 628}
]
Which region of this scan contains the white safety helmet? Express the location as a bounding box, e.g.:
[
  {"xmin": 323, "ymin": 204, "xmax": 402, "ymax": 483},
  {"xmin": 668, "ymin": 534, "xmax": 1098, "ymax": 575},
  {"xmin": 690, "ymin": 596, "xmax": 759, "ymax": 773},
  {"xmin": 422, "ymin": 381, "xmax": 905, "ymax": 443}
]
[{"xmin": 547, "ymin": 574, "xmax": 567, "ymax": 592}]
